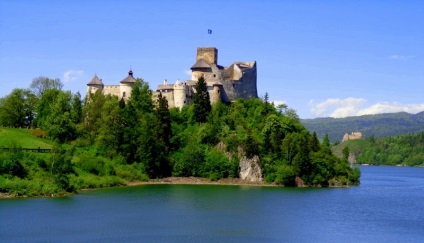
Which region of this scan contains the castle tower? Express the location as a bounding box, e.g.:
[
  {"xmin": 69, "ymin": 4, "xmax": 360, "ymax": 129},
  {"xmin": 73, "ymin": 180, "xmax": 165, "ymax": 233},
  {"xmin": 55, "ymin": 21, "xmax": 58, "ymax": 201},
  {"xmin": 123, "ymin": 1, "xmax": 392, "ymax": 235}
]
[
  {"xmin": 173, "ymin": 80, "xmax": 186, "ymax": 109},
  {"xmin": 119, "ymin": 69, "xmax": 136, "ymax": 100},
  {"xmin": 211, "ymin": 82, "xmax": 222, "ymax": 104},
  {"xmin": 191, "ymin": 47, "xmax": 217, "ymax": 81},
  {"xmin": 87, "ymin": 74, "xmax": 104, "ymax": 95},
  {"xmin": 196, "ymin": 47, "xmax": 218, "ymax": 65}
]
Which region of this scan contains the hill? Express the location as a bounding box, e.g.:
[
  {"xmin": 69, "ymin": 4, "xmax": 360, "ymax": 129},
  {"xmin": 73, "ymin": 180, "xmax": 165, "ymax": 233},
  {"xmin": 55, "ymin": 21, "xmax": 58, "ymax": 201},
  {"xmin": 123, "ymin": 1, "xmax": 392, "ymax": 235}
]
[
  {"xmin": 301, "ymin": 112, "xmax": 424, "ymax": 142},
  {"xmin": 0, "ymin": 128, "xmax": 52, "ymax": 148},
  {"xmin": 332, "ymin": 132, "xmax": 424, "ymax": 166}
]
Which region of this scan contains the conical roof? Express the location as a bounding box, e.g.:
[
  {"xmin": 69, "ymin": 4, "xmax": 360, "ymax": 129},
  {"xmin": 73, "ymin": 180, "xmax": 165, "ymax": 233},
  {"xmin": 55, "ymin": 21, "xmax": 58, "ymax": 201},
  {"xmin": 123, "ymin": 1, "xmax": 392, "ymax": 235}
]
[
  {"xmin": 120, "ymin": 69, "xmax": 136, "ymax": 83},
  {"xmin": 190, "ymin": 59, "xmax": 211, "ymax": 70},
  {"xmin": 87, "ymin": 74, "xmax": 103, "ymax": 85}
]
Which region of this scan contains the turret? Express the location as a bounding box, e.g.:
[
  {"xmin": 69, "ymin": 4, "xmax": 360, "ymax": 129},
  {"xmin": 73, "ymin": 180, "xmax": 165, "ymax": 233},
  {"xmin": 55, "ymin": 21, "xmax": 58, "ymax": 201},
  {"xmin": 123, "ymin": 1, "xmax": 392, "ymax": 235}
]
[
  {"xmin": 119, "ymin": 69, "xmax": 136, "ymax": 100},
  {"xmin": 173, "ymin": 79, "xmax": 186, "ymax": 110},
  {"xmin": 87, "ymin": 74, "xmax": 104, "ymax": 95}
]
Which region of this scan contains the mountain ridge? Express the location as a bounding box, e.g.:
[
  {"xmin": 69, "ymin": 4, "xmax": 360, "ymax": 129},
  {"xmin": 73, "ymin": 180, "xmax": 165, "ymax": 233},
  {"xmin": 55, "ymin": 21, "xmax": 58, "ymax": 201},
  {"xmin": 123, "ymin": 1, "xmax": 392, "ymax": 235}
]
[{"xmin": 301, "ymin": 111, "xmax": 424, "ymax": 142}]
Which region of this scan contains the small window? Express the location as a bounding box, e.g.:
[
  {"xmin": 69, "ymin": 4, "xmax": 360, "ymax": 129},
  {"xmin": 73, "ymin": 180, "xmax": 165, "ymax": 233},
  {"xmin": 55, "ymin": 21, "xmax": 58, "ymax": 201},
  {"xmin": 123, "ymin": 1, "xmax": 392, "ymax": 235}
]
[
  {"xmin": 213, "ymin": 74, "xmax": 216, "ymax": 77},
  {"xmin": 123, "ymin": 92, "xmax": 126, "ymax": 97}
]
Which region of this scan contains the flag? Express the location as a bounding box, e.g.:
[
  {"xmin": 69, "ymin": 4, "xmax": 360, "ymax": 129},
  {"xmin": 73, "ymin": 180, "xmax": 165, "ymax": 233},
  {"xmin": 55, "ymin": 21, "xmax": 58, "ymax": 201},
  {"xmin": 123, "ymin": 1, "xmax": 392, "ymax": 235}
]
[{"xmin": 208, "ymin": 29, "xmax": 212, "ymax": 34}]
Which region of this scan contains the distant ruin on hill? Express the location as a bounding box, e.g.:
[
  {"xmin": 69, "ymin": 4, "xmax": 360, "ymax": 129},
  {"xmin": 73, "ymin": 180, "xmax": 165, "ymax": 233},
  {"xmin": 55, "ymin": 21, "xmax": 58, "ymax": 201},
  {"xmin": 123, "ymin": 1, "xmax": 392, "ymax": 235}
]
[{"xmin": 342, "ymin": 132, "xmax": 362, "ymax": 142}]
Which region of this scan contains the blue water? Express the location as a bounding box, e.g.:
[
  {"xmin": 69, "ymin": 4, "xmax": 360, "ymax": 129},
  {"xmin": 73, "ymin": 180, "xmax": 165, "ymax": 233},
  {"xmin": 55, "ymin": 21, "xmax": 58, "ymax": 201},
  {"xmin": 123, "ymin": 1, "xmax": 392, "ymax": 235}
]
[{"xmin": 1, "ymin": 166, "xmax": 424, "ymax": 242}]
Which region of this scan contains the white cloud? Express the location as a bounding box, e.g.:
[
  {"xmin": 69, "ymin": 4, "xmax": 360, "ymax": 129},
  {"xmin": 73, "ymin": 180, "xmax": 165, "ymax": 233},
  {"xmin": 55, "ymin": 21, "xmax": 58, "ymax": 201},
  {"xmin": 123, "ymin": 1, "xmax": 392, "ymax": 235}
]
[
  {"xmin": 272, "ymin": 100, "xmax": 287, "ymax": 107},
  {"xmin": 309, "ymin": 97, "xmax": 424, "ymax": 118},
  {"xmin": 63, "ymin": 70, "xmax": 84, "ymax": 83},
  {"xmin": 357, "ymin": 102, "xmax": 424, "ymax": 116},
  {"xmin": 388, "ymin": 54, "xmax": 413, "ymax": 60}
]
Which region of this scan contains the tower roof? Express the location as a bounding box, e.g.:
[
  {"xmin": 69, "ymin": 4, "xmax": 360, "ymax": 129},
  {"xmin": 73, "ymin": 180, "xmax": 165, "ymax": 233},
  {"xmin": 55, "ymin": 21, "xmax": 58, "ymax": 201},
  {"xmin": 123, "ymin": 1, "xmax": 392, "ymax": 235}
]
[
  {"xmin": 190, "ymin": 59, "xmax": 211, "ymax": 70},
  {"xmin": 120, "ymin": 69, "xmax": 136, "ymax": 83},
  {"xmin": 87, "ymin": 74, "xmax": 103, "ymax": 85}
]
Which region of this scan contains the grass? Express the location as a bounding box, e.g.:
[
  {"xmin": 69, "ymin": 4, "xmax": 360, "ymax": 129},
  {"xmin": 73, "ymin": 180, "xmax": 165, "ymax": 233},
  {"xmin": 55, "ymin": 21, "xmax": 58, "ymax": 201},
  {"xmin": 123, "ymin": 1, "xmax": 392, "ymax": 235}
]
[
  {"xmin": 0, "ymin": 127, "xmax": 53, "ymax": 148},
  {"xmin": 332, "ymin": 139, "xmax": 371, "ymax": 158}
]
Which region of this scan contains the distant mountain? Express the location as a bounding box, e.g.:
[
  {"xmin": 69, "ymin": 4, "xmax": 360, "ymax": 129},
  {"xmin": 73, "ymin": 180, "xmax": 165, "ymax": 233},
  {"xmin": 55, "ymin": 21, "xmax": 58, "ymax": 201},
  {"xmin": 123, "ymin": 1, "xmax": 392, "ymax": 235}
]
[{"xmin": 301, "ymin": 112, "xmax": 424, "ymax": 142}]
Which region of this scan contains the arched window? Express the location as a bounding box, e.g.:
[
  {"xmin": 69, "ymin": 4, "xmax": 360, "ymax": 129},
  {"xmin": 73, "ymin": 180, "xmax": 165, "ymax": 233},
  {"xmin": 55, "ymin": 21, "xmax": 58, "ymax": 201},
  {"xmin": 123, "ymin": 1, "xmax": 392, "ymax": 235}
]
[{"xmin": 122, "ymin": 92, "xmax": 126, "ymax": 98}]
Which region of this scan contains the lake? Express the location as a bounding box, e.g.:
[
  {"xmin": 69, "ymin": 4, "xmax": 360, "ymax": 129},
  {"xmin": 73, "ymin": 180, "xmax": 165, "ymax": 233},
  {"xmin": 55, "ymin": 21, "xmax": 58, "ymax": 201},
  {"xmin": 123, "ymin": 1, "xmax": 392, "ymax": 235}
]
[{"xmin": 1, "ymin": 166, "xmax": 424, "ymax": 242}]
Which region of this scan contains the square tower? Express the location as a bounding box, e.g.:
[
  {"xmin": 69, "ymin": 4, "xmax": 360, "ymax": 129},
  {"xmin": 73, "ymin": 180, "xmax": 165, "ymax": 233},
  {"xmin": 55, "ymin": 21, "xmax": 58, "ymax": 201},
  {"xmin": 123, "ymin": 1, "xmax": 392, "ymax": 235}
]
[{"xmin": 196, "ymin": 47, "xmax": 218, "ymax": 65}]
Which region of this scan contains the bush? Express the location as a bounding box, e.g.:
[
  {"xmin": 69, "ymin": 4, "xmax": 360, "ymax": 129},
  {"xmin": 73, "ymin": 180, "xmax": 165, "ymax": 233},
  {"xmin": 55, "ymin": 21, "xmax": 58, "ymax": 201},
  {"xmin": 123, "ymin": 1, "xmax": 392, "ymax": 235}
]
[
  {"xmin": 274, "ymin": 165, "xmax": 295, "ymax": 185},
  {"xmin": 29, "ymin": 129, "xmax": 47, "ymax": 138}
]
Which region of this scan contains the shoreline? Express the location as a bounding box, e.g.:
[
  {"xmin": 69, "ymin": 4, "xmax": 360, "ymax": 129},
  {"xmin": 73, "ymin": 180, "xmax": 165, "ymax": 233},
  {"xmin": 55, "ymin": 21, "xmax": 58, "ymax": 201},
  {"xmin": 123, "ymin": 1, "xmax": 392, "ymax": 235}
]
[
  {"xmin": 127, "ymin": 177, "xmax": 276, "ymax": 187},
  {"xmin": 0, "ymin": 177, "xmax": 276, "ymax": 199}
]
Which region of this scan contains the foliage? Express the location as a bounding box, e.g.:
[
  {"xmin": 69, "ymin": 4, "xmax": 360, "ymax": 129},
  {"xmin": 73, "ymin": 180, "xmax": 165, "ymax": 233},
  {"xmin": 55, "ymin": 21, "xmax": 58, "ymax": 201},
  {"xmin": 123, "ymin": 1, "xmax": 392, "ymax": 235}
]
[
  {"xmin": 334, "ymin": 132, "xmax": 424, "ymax": 166},
  {"xmin": 193, "ymin": 76, "xmax": 211, "ymax": 123},
  {"xmin": 0, "ymin": 128, "xmax": 52, "ymax": 148},
  {"xmin": 0, "ymin": 76, "xmax": 362, "ymax": 197},
  {"xmin": 30, "ymin": 76, "xmax": 63, "ymax": 98},
  {"xmin": 302, "ymin": 111, "xmax": 424, "ymax": 142},
  {"xmin": 0, "ymin": 89, "xmax": 36, "ymax": 128}
]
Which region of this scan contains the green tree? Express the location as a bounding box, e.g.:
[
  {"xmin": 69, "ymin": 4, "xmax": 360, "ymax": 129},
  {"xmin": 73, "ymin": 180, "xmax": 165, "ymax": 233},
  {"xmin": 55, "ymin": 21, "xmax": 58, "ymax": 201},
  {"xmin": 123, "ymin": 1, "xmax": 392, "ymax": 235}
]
[
  {"xmin": 310, "ymin": 131, "xmax": 320, "ymax": 152},
  {"xmin": 193, "ymin": 76, "xmax": 211, "ymax": 123},
  {"xmin": 322, "ymin": 133, "xmax": 332, "ymax": 155},
  {"xmin": 156, "ymin": 92, "xmax": 172, "ymax": 149},
  {"xmin": 44, "ymin": 91, "xmax": 76, "ymax": 143},
  {"xmin": 96, "ymin": 96, "xmax": 124, "ymax": 157},
  {"xmin": 81, "ymin": 91, "xmax": 107, "ymax": 145},
  {"xmin": 342, "ymin": 146, "xmax": 350, "ymax": 161},
  {"xmin": 30, "ymin": 76, "xmax": 63, "ymax": 98},
  {"xmin": 71, "ymin": 92, "xmax": 83, "ymax": 124},
  {"xmin": 35, "ymin": 89, "xmax": 61, "ymax": 128},
  {"xmin": 0, "ymin": 89, "xmax": 36, "ymax": 127}
]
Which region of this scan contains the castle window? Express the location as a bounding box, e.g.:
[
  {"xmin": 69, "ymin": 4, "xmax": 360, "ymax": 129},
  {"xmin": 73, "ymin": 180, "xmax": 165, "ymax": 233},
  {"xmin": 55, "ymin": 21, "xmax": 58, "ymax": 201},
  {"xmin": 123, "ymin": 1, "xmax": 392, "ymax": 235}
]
[
  {"xmin": 123, "ymin": 92, "xmax": 126, "ymax": 98},
  {"xmin": 213, "ymin": 74, "xmax": 216, "ymax": 77}
]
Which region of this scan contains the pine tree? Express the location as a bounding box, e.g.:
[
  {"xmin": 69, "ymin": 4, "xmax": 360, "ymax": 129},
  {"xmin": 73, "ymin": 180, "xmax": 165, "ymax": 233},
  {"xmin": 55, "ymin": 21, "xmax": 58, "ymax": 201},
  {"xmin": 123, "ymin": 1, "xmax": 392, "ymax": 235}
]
[
  {"xmin": 156, "ymin": 92, "xmax": 171, "ymax": 149},
  {"xmin": 193, "ymin": 76, "xmax": 211, "ymax": 123},
  {"xmin": 310, "ymin": 131, "xmax": 321, "ymax": 152}
]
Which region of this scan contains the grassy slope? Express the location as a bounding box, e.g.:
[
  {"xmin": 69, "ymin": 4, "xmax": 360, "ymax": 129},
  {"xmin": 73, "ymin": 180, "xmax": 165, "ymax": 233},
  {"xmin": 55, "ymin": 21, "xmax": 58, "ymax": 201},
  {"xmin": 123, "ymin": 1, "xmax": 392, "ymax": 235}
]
[
  {"xmin": 332, "ymin": 139, "xmax": 371, "ymax": 159},
  {"xmin": 0, "ymin": 128, "xmax": 52, "ymax": 148}
]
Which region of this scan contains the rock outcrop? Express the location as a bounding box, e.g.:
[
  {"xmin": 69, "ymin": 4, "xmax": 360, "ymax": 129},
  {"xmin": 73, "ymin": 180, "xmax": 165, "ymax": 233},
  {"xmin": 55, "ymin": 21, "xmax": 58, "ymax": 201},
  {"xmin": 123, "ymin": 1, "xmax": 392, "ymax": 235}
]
[
  {"xmin": 348, "ymin": 152, "xmax": 356, "ymax": 165},
  {"xmin": 239, "ymin": 155, "xmax": 263, "ymax": 182}
]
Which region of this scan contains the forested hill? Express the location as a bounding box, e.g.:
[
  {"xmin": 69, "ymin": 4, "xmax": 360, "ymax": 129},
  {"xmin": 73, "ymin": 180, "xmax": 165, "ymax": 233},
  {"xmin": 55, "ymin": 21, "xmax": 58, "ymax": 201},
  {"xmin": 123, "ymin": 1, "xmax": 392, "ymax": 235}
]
[{"xmin": 301, "ymin": 112, "xmax": 424, "ymax": 142}]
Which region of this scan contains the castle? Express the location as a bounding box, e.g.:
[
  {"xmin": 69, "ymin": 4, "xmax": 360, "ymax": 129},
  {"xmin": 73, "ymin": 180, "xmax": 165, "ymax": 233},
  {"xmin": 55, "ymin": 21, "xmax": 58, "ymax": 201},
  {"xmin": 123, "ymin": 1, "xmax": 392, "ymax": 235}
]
[
  {"xmin": 342, "ymin": 132, "xmax": 362, "ymax": 142},
  {"xmin": 86, "ymin": 69, "xmax": 136, "ymax": 101},
  {"xmin": 87, "ymin": 47, "xmax": 258, "ymax": 108}
]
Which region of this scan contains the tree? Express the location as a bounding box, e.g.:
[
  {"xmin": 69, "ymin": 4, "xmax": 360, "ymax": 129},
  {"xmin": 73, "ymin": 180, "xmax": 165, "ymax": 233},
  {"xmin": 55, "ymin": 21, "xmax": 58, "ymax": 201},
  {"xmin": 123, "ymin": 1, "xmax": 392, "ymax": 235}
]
[
  {"xmin": 71, "ymin": 92, "xmax": 83, "ymax": 124},
  {"xmin": 322, "ymin": 133, "xmax": 332, "ymax": 154},
  {"xmin": 0, "ymin": 89, "xmax": 36, "ymax": 127},
  {"xmin": 193, "ymin": 76, "xmax": 211, "ymax": 123},
  {"xmin": 44, "ymin": 91, "xmax": 76, "ymax": 143},
  {"xmin": 156, "ymin": 92, "xmax": 172, "ymax": 149},
  {"xmin": 81, "ymin": 91, "xmax": 107, "ymax": 145},
  {"xmin": 310, "ymin": 131, "xmax": 320, "ymax": 152},
  {"xmin": 96, "ymin": 96, "xmax": 124, "ymax": 157},
  {"xmin": 342, "ymin": 146, "xmax": 350, "ymax": 161},
  {"xmin": 35, "ymin": 89, "xmax": 61, "ymax": 128},
  {"xmin": 263, "ymin": 92, "xmax": 272, "ymax": 115},
  {"xmin": 30, "ymin": 76, "xmax": 63, "ymax": 97}
]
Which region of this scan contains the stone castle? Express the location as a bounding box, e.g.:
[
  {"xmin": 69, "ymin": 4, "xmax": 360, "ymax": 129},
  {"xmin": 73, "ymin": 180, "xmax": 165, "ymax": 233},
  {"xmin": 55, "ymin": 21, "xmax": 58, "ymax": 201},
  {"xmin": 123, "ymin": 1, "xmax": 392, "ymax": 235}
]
[
  {"xmin": 342, "ymin": 132, "xmax": 362, "ymax": 142},
  {"xmin": 86, "ymin": 47, "xmax": 257, "ymax": 108}
]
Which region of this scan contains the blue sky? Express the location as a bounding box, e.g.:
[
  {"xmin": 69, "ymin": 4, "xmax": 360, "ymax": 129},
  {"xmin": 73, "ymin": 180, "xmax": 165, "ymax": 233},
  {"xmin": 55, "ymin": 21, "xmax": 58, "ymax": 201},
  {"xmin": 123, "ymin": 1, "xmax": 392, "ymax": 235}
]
[{"xmin": 1, "ymin": 0, "xmax": 423, "ymax": 118}]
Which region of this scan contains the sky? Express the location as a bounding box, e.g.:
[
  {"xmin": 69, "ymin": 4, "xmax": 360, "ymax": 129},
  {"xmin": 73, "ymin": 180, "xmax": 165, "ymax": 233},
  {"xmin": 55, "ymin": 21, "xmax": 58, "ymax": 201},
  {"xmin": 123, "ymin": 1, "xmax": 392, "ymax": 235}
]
[{"xmin": 1, "ymin": 0, "xmax": 423, "ymax": 119}]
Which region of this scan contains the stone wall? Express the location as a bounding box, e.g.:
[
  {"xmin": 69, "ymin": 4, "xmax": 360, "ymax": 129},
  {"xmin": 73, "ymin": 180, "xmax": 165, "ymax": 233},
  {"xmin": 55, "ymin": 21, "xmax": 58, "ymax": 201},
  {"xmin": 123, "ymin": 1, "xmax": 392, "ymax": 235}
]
[
  {"xmin": 342, "ymin": 132, "xmax": 362, "ymax": 142},
  {"xmin": 196, "ymin": 47, "xmax": 218, "ymax": 65}
]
